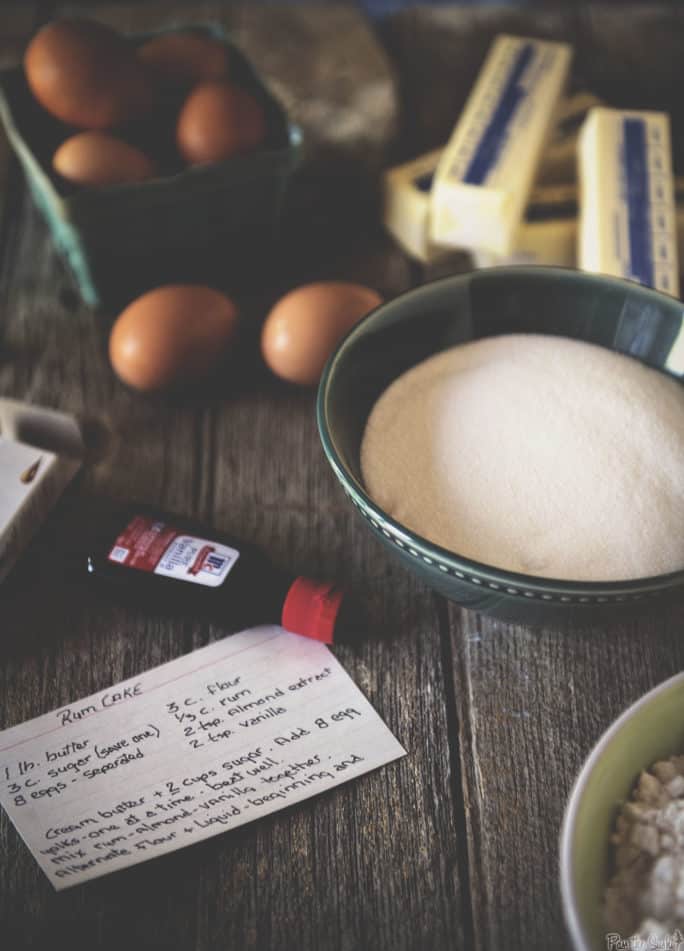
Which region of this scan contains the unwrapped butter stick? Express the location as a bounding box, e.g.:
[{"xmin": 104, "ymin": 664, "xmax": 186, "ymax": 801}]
[
  {"xmin": 383, "ymin": 148, "xmax": 577, "ymax": 267},
  {"xmin": 383, "ymin": 92, "xmax": 595, "ymax": 264},
  {"xmin": 430, "ymin": 34, "xmax": 572, "ymax": 255},
  {"xmin": 383, "ymin": 149, "xmax": 446, "ymax": 263},
  {"xmin": 578, "ymin": 107, "xmax": 679, "ymax": 297}
]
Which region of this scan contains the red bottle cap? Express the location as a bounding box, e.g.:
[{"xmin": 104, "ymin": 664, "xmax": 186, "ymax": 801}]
[{"xmin": 281, "ymin": 577, "xmax": 344, "ymax": 643}]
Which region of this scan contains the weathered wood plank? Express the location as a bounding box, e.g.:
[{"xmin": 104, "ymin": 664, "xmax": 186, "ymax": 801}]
[
  {"xmin": 0, "ymin": 151, "xmax": 467, "ymax": 951},
  {"xmin": 449, "ymin": 601, "xmax": 684, "ymax": 951},
  {"xmin": 4, "ymin": 4, "xmax": 684, "ymax": 951}
]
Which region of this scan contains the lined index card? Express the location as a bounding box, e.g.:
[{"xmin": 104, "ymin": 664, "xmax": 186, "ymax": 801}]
[{"xmin": 0, "ymin": 627, "xmax": 406, "ymax": 889}]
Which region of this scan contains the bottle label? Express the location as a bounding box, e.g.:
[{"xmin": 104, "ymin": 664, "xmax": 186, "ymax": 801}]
[{"xmin": 108, "ymin": 515, "xmax": 239, "ymax": 588}]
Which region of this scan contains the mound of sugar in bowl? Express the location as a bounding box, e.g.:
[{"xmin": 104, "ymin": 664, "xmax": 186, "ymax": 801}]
[{"xmin": 360, "ymin": 334, "xmax": 684, "ymax": 582}]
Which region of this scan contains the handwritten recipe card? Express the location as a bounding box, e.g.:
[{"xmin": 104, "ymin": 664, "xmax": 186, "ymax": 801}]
[{"xmin": 0, "ymin": 627, "xmax": 406, "ymax": 889}]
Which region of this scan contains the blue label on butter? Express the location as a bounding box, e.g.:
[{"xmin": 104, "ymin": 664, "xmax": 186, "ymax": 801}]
[
  {"xmin": 463, "ymin": 42, "xmax": 535, "ymax": 186},
  {"xmin": 623, "ymin": 118, "xmax": 654, "ymax": 287}
]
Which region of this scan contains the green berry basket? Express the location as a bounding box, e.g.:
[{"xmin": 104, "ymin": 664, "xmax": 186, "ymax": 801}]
[{"xmin": 0, "ymin": 23, "xmax": 302, "ymax": 312}]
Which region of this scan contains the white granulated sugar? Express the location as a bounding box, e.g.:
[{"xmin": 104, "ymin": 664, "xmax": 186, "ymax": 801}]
[{"xmin": 360, "ymin": 334, "xmax": 684, "ymax": 582}]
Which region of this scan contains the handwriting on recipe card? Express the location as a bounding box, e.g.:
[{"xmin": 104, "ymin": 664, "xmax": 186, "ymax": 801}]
[{"xmin": 0, "ymin": 627, "xmax": 406, "ymax": 890}]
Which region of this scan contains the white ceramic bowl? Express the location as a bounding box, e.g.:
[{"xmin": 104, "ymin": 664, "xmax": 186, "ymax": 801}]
[{"xmin": 560, "ymin": 671, "xmax": 684, "ymax": 950}]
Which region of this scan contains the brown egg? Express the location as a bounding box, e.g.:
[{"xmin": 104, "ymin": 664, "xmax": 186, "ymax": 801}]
[
  {"xmin": 24, "ymin": 18, "xmax": 153, "ymax": 129},
  {"xmin": 176, "ymin": 82, "xmax": 267, "ymax": 165},
  {"xmin": 53, "ymin": 132, "xmax": 156, "ymax": 187},
  {"xmin": 137, "ymin": 32, "xmax": 231, "ymax": 90},
  {"xmin": 109, "ymin": 285, "xmax": 238, "ymax": 392},
  {"xmin": 261, "ymin": 282, "xmax": 382, "ymax": 386}
]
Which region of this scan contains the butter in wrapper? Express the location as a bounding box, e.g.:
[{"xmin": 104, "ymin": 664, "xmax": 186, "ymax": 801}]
[
  {"xmin": 578, "ymin": 107, "xmax": 679, "ymax": 297},
  {"xmin": 429, "ymin": 34, "xmax": 572, "ymax": 255}
]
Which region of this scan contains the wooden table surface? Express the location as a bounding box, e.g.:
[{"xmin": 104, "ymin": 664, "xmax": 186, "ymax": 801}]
[{"xmin": 1, "ymin": 4, "xmax": 684, "ymax": 951}]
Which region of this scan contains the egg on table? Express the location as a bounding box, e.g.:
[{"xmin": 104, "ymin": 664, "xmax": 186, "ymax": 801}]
[
  {"xmin": 109, "ymin": 285, "xmax": 238, "ymax": 392},
  {"xmin": 176, "ymin": 81, "xmax": 267, "ymax": 165},
  {"xmin": 261, "ymin": 282, "xmax": 382, "ymax": 386},
  {"xmin": 137, "ymin": 32, "xmax": 231, "ymax": 90},
  {"xmin": 24, "ymin": 18, "xmax": 152, "ymax": 129},
  {"xmin": 53, "ymin": 132, "xmax": 157, "ymax": 187}
]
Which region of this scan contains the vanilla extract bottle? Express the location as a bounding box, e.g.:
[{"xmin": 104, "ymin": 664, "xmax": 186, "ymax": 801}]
[{"xmin": 85, "ymin": 506, "xmax": 346, "ymax": 643}]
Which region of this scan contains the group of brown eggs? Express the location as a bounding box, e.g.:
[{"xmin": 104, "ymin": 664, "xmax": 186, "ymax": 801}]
[
  {"xmin": 22, "ymin": 18, "xmax": 382, "ymax": 392},
  {"xmin": 24, "ymin": 18, "xmax": 267, "ymax": 186},
  {"xmin": 110, "ymin": 282, "xmax": 382, "ymax": 393}
]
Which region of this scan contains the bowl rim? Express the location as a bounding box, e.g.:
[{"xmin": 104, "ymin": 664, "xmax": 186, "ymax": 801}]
[
  {"xmin": 559, "ymin": 669, "xmax": 684, "ymax": 951},
  {"xmin": 316, "ymin": 266, "xmax": 684, "ymax": 599}
]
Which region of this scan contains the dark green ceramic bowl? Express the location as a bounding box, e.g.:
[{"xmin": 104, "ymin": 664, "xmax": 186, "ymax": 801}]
[
  {"xmin": 316, "ymin": 267, "xmax": 684, "ymax": 624},
  {"xmin": 560, "ymin": 672, "xmax": 684, "ymax": 950}
]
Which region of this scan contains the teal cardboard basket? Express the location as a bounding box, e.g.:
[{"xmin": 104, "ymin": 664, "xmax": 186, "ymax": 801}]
[{"xmin": 0, "ymin": 24, "xmax": 302, "ymax": 312}]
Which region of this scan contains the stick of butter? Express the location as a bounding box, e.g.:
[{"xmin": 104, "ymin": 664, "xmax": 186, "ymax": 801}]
[
  {"xmin": 429, "ymin": 34, "xmax": 572, "ymax": 255},
  {"xmin": 384, "ymin": 150, "xmax": 578, "ymax": 266},
  {"xmin": 578, "ymin": 107, "xmax": 679, "ymax": 297},
  {"xmin": 383, "ymin": 149, "xmax": 445, "ymax": 263},
  {"xmin": 383, "ymin": 92, "xmax": 596, "ymax": 263}
]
